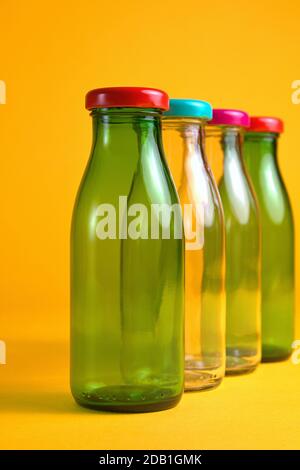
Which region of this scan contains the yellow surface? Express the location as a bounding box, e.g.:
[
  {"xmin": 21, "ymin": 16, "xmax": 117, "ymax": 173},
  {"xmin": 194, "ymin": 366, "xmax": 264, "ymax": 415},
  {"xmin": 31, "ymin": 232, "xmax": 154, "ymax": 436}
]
[
  {"xmin": 1, "ymin": 0, "xmax": 300, "ymax": 449},
  {"xmin": 1, "ymin": 340, "xmax": 300, "ymax": 450}
]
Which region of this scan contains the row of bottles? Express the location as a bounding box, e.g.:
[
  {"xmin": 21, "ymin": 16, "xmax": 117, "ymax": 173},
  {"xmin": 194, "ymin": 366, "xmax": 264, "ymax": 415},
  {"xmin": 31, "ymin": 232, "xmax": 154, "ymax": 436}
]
[{"xmin": 71, "ymin": 87, "xmax": 294, "ymax": 412}]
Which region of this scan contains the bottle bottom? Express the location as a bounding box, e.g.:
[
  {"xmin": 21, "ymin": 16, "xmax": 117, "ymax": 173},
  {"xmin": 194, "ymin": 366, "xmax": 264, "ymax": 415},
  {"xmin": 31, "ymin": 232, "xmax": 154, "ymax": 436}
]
[
  {"xmin": 184, "ymin": 371, "xmax": 223, "ymax": 392},
  {"xmin": 226, "ymin": 347, "xmax": 260, "ymax": 375},
  {"xmin": 262, "ymin": 344, "xmax": 291, "ymax": 363},
  {"xmin": 184, "ymin": 359, "xmax": 224, "ymax": 391},
  {"xmin": 72, "ymin": 384, "xmax": 182, "ymax": 413}
]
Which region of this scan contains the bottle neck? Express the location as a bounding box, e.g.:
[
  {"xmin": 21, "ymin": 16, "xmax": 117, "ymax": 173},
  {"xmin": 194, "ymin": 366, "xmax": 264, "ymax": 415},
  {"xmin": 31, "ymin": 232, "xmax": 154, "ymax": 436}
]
[
  {"xmin": 90, "ymin": 107, "xmax": 163, "ymax": 157},
  {"xmin": 162, "ymin": 118, "xmax": 206, "ymax": 187},
  {"xmin": 244, "ymin": 132, "xmax": 278, "ymax": 162},
  {"xmin": 205, "ymin": 126, "xmax": 245, "ymax": 184},
  {"xmin": 162, "ymin": 117, "xmax": 205, "ymax": 148},
  {"xmin": 243, "ymin": 132, "xmax": 280, "ymax": 184}
]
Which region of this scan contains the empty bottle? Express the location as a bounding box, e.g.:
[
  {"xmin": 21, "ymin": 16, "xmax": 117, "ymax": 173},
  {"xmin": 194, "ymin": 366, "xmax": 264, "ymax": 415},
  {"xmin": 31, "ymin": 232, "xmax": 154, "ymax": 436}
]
[
  {"xmin": 71, "ymin": 87, "xmax": 184, "ymax": 412},
  {"xmin": 206, "ymin": 109, "xmax": 261, "ymax": 374},
  {"xmin": 163, "ymin": 99, "xmax": 225, "ymax": 390},
  {"xmin": 244, "ymin": 117, "xmax": 294, "ymax": 361}
]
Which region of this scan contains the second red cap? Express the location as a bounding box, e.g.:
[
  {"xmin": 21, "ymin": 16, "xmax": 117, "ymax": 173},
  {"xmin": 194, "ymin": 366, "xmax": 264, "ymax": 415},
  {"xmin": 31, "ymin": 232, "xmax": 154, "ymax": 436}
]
[
  {"xmin": 86, "ymin": 87, "xmax": 169, "ymax": 111},
  {"xmin": 249, "ymin": 116, "xmax": 284, "ymax": 134}
]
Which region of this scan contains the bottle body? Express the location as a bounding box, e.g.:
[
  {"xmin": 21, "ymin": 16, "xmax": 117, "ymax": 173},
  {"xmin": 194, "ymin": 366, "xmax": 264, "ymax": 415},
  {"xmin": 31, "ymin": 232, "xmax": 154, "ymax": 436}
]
[
  {"xmin": 71, "ymin": 108, "xmax": 184, "ymax": 412},
  {"xmin": 163, "ymin": 118, "xmax": 225, "ymax": 390},
  {"xmin": 244, "ymin": 132, "xmax": 294, "ymax": 361},
  {"xmin": 206, "ymin": 126, "xmax": 261, "ymax": 374}
]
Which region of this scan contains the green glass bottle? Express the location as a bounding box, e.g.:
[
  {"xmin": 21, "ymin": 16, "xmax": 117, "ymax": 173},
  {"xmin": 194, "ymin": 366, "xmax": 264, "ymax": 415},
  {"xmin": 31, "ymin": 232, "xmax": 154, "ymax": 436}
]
[
  {"xmin": 71, "ymin": 87, "xmax": 184, "ymax": 412},
  {"xmin": 244, "ymin": 117, "xmax": 294, "ymax": 361},
  {"xmin": 162, "ymin": 99, "xmax": 225, "ymax": 391},
  {"xmin": 206, "ymin": 109, "xmax": 261, "ymax": 374}
]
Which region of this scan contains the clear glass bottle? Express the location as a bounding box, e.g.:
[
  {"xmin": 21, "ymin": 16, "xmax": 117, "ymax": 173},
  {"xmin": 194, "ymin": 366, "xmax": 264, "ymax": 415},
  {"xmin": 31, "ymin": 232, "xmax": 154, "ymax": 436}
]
[
  {"xmin": 206, "ymin": 109, "xmax": 261, "ymax": 374},
  {"xmin": 162, "ymin": 99, "xmax": 225, "ymax": 391},
  {"xmin": 244, "ymin": 117, "xmax": 294, "ymax": 361},
  {"xmin": 71, "ymin": 87, "xmax": 185, "ymax": 412}
]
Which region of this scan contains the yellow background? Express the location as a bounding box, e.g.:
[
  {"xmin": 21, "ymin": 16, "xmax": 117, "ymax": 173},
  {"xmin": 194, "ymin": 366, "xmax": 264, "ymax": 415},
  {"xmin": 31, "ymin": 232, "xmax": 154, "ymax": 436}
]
[{"xmin": 0, "ymin": 0, "xmax": 300, "ymax": 450}]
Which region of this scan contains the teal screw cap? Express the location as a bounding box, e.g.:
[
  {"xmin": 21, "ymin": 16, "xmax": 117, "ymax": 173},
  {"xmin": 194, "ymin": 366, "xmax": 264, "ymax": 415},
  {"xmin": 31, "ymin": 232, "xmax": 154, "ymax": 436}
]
[{"xmin": 163, "ymin": 98, "xmax": 212, "ymax": 119}]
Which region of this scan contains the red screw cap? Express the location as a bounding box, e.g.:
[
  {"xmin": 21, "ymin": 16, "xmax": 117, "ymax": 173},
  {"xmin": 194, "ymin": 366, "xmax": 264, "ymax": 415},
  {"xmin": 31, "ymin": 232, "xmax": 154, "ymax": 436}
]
[
  {"xmin": 86, "ymin": 87, "xmax": 169, "ymax": 111},
  {"xmin": 249, "ymin": 116, "xmax": 284, "ymax": 134}
]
